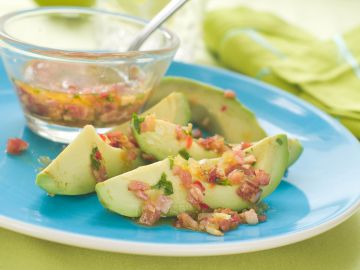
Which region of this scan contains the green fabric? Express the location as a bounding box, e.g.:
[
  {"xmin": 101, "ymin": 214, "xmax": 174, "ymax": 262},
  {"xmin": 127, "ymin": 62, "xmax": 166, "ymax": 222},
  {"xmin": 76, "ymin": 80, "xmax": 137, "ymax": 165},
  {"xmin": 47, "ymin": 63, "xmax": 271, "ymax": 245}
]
[
  {"xmin": 203, "ymin": 7, "xmax": 360, "ymax": 137},
  {"xmin": 0, "ymin": 211, "xmax": 359, "ymax": 269}
]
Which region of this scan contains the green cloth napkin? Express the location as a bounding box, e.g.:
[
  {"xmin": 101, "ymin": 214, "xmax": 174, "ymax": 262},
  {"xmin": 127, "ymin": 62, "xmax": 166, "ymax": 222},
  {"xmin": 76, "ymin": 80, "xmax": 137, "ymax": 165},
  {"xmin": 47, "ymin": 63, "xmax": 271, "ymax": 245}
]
[
  {"xmin": 1, "ymin": 211, "xmax": 360, "ymax": 270},
  {"xmin": 204, "ymin": 7, "xmax": 360, "ymax": 137}
]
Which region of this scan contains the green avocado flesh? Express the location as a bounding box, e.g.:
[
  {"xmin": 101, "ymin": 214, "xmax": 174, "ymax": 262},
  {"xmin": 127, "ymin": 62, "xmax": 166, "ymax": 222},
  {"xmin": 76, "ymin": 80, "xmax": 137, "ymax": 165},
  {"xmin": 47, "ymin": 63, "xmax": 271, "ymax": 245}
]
[
  {"xmin": 133, "ymin": 117, "xmax": 302, "ymax": 167},
  {"xmin": 287, "ymin": 138, "xmax": 303, "ymax": 166},
  {"xmin": 110, "ymin": 92, "xmax": 191, "ymax": 133},
  {"xmin": 36, "ymin": 125, "xmax": 144, "ymax": 195},
  {"xmin": 95, "ymin": 134, "xmax": 288, "ymax": 218},
  {"xmin": 132, "ymin": 118, "xmax": 219, "ymax": 161},
  {"xmin": 145, "ymin": 77, "xmax": 267, "ymax": 143}
]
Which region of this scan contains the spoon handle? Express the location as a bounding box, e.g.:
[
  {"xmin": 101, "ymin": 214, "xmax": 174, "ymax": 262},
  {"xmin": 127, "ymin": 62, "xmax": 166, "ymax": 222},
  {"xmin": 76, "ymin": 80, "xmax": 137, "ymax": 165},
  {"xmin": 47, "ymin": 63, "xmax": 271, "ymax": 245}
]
[{"xmin": 127, "ymin": 0, "xmax": 189, "ymax": 51}]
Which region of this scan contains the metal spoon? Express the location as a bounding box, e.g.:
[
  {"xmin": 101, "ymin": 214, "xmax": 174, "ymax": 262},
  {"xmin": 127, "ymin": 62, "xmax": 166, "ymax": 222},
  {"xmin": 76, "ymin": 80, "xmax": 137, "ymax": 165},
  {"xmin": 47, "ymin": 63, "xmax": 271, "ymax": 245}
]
[{"xmin": 127, "ymin": 0, "xmax": 189, "ymax": 51}]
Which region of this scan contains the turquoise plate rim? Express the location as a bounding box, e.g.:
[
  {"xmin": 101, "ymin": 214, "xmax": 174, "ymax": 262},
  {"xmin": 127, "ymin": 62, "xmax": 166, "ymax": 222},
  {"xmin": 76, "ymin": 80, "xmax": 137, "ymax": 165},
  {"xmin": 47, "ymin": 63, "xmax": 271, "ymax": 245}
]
[{"xmin": 0, "ymin": 61, "xmax": 359, "ymax": 256}]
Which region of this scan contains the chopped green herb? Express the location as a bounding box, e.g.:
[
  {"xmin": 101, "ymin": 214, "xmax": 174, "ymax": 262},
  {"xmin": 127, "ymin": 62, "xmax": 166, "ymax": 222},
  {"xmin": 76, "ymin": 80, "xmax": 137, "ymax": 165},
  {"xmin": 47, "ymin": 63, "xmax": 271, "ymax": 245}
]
[
  {"xmin": 151, "ymin": 173, "xmax": 174, "ymax": 195},
  {"xmin": 178, "ymin": 149, "xmax": 190, "ymax": 160},
  {"xmin": 215, "ymin": 178, "xmax": 231, "ymax": 186},
  {"xmin": 90, "ymin": 146, "xmax": 101, "ymax": 170},
  {"xmin": 169, "ymin": 156, "xmax": 175, "ymax": 169},
  {"xmin": 135, "ymin": 93, "xmax": 145, "ymax": 101},
  {"xmin": 73, "ymin": 93, "xmax": 80, "ymax": 99},
  {"xmin": 105, "ymin": 95, "xmax": 114, "ymax": 102},
  {"xmin": 276, "ymin": 138, "xmax": 283, "ymax": 145},
  {"xmin": 253, "ymin": 202, "xmax": 269, "ymax": 215},
  {"xmin": 132, "ymin": 113, "xmax": 145, "ymax": 134}
]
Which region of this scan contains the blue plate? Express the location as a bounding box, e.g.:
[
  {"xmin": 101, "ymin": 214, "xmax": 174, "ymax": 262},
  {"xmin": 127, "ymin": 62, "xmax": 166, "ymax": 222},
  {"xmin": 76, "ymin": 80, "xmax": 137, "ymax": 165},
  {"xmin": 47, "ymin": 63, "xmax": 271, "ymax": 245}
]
[{"xmin": 0, "ymin": 61, "xmax": 359, "ymax": 256}]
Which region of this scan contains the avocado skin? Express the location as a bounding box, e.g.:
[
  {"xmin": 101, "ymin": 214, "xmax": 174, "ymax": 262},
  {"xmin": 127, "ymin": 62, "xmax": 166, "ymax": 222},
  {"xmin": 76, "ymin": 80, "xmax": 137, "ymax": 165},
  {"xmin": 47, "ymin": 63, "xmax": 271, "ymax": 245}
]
[
  {"xmin": 287, "ymin": 138, "xmax": 303, "ymax": 167},
  {"xmin": 110, "ymin": 92, "xmax": 191, "ymax": 133},
  {"xmin": 96, "ymin": 134, "xmax": 288, "ymax": 217},
  {"xmin": 145, "ymin": 77, "xmax": 267, "ymax": 143}
]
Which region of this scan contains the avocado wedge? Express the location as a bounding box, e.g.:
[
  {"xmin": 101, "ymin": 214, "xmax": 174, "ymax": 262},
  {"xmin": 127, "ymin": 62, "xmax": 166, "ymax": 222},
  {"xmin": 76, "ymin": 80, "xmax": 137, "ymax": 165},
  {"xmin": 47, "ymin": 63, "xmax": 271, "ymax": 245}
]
[
  {"xmin": 110, "ymin": 92, "xmax": 191, "ymax": 133},
  {"xmin": 36, "ymin": 125, "xmax": 144, "ymax": 195},
  {"xmin": 145, "ymin": 77, "xmax": 267, "ymax": 143},
  {"xmin": 287, "ymin": 138, "xmax": 303, "ymax": 166},
  {"xmin": 132, "ymin": 116, "xmax": 219, "ymax": 161},
  {"xmin": 132, "ymin": 116, "xmax": 301, "ymax": 167},
  {"xmin": 96, "ymin": 134, "xmax": 288, "ymax": 217}
]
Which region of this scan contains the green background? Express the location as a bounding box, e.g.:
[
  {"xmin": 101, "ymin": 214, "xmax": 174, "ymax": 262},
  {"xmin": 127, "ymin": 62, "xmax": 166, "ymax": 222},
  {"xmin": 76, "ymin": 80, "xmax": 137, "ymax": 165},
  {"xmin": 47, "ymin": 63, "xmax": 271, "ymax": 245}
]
[{"xmin": 0, "ymin": 211, "xmax": 359, "ymax": 270}]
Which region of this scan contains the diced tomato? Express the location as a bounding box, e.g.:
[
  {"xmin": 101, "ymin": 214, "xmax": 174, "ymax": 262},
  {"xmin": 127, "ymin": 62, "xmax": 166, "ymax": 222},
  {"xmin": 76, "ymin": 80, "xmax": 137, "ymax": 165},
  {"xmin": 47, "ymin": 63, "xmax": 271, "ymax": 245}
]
[
  {"xmin": 220, "ymin": 105, "xmax": 228, "ymax": 112},
  {"xmin": 99, "ymin": 134, "xmax": 107, "ymax": 141},
  {"xmin": 240, "ymin": 142, "xmax": 252, "ymax": 150},
  {"xmin": 6, "ymin": 138, "xmax": 29, "ymax": 155},
  {"xmin": 95, "ymin": 150, "xmax": 102, "ymax": 160},
  {"xmin": 207, "ymin": 168, "xmax": 217, "ymax": 183},
  {"xmin": 185, "ymin": 135, "xmax": 193, "ymax": 149},
  {"xmin": 199, "ymin": 202, "xmax": 210, "ymax": 210},
  {"xmin": 193, "ymin": 180, "xmax": 205, "ymax": 192},
  {"xmin": 224, "ymin": 90, "xmax": 236, "ymax": 99}
]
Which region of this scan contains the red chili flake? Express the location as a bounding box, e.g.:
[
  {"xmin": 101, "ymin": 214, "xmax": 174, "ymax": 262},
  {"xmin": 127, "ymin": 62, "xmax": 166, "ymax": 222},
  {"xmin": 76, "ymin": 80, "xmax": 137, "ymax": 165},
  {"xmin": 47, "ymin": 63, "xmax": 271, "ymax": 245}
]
[
  {"xmin": 207, "ymin": 168, "xmax": 217, "ymax": 183},
  {"xmin": 220, "ymin": 105, "xmax": 228, "ymax": 112},
  {"xmin": 6, "ymin": 138, "xmax": 29, "ymax": 155},
  {"xmin": 99, "ymin": 134, "xmax": 107, "ymax": 141},
  {"xmin": 193, "ymin": 180, "xmax": 205, "ymax": 193},
  {"xmin": 240, "ymin": 142, "xmax": 253, "ymax": 150},
  {"xmin": 95, "ymin": 150, "xmax": 102, "ymax": 160},
  {"xmin": 224, "ymin": 90, "xmax": 236, "ymax": 99},
  {"xmin": 185, "ymin": 136, "xmax": 193, "ymax": 149},
  {"xmin": 99, "ymin": 92, "xmax": 109, "ymax": 99},
  {"xmin": 199, "ymin": 202, "xmax": 210, "ymax": 210}
]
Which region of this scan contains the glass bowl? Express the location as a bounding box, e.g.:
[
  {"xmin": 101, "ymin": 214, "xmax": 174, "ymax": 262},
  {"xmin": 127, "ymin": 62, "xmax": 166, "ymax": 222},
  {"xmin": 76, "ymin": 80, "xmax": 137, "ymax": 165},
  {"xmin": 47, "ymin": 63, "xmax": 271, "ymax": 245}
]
[{"xmin": 0, "ymin": 7, "xmax": 179, "ymax": 143}]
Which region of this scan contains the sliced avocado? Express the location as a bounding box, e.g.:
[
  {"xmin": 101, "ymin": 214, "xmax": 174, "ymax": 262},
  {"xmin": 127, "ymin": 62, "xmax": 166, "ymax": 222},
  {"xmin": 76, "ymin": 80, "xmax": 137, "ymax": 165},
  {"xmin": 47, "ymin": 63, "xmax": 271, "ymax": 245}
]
[
  {"xmin": 132, "ymin": 116, "xmax": 301, "ymax": 168},
  {"xmin": 110, "ymin": 92, "xmax": 191, "ymax": 133},
  {"xmin": 145, "ymin": 77, "xmax": 266, "ymax": 143},
  {"xmin": 96, "ymin": 134, "xmax": 288, "ymax": 217},
  {"xmin": 131, "ymin": 116, "xmax": 219, "ymax": 161},
  {"xmin": 36, "ymin": 125, "xmax": 144, "ymax": 195},
  {"xmin": 287, "ymin": 138, "xmax": 303, "ymax": 166}
]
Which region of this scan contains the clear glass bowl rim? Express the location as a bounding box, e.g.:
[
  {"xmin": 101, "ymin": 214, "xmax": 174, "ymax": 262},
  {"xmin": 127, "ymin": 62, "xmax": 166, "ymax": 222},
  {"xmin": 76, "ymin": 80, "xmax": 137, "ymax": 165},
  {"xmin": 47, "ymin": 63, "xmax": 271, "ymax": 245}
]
[{"xmin": 0, "ymin": 7, "xmax": 180, "ymax": 62}]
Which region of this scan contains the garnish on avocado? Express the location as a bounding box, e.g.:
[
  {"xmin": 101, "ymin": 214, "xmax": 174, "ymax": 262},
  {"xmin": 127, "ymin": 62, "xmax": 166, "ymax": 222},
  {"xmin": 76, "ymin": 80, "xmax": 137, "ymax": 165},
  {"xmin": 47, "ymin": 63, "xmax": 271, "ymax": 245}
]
[
  {"xmin": 132, "ymin": 113, "xmax": 145, "ymax": 134},
  {"xmin": 151, "ymin": 173, "xmax": 174, "ymax": 195},
  {"xmin": 276, "ymin": 138, "xmax": 283, "ymax": 145},
  {"xmin": 90, "ymin": 146, "xmax": 108, "ymax": 182},
  {"xmin": 90, "ymin": 146, "xmax": 102, "ymax": 170},
  {"xmin": 178, "ymin": 148, "xmax": 190, "ymax": 160},
  {"xmin": 168, "ymin": 156, "xmax": 175, "ymax": 169},
  {"xmin": 215, "ymin": 178, "xmax": 232, "ymax": 186}
]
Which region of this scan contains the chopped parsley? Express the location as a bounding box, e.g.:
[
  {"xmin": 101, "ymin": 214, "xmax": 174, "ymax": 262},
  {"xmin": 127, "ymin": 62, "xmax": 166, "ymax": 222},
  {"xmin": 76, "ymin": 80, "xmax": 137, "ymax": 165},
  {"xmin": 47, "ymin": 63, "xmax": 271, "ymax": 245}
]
[
  {"xmin": 73, "ymin": 93, "xmax": 80, "ymax": 99},
  {"xmin": 90, "ymin": 146, "xmax": 101, "ymax": 170},
  {"xmin": 151, "ymin": 173, "xmax": 174, "ymax": 195},
  {"xmin": 215, "ymin": 178, "xmax": 231, "ymax": 186},
  {"xmin": 169, "ymin": 156, "xmax": 175, "ymax": 169},
  {"xmin": 132, "ymin": 113, "xmax": 145, "ymax": 134},
  {"xmin": 105, "ymin": 94, "xmax": 114, "ymax": 102},
  {"xmin": 276, "ymin": 138, "xmax": 283, "ymax": 146},
  {"xmin": 178, "ymin": 148, "xmax": 190, "ymax": 160}
]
